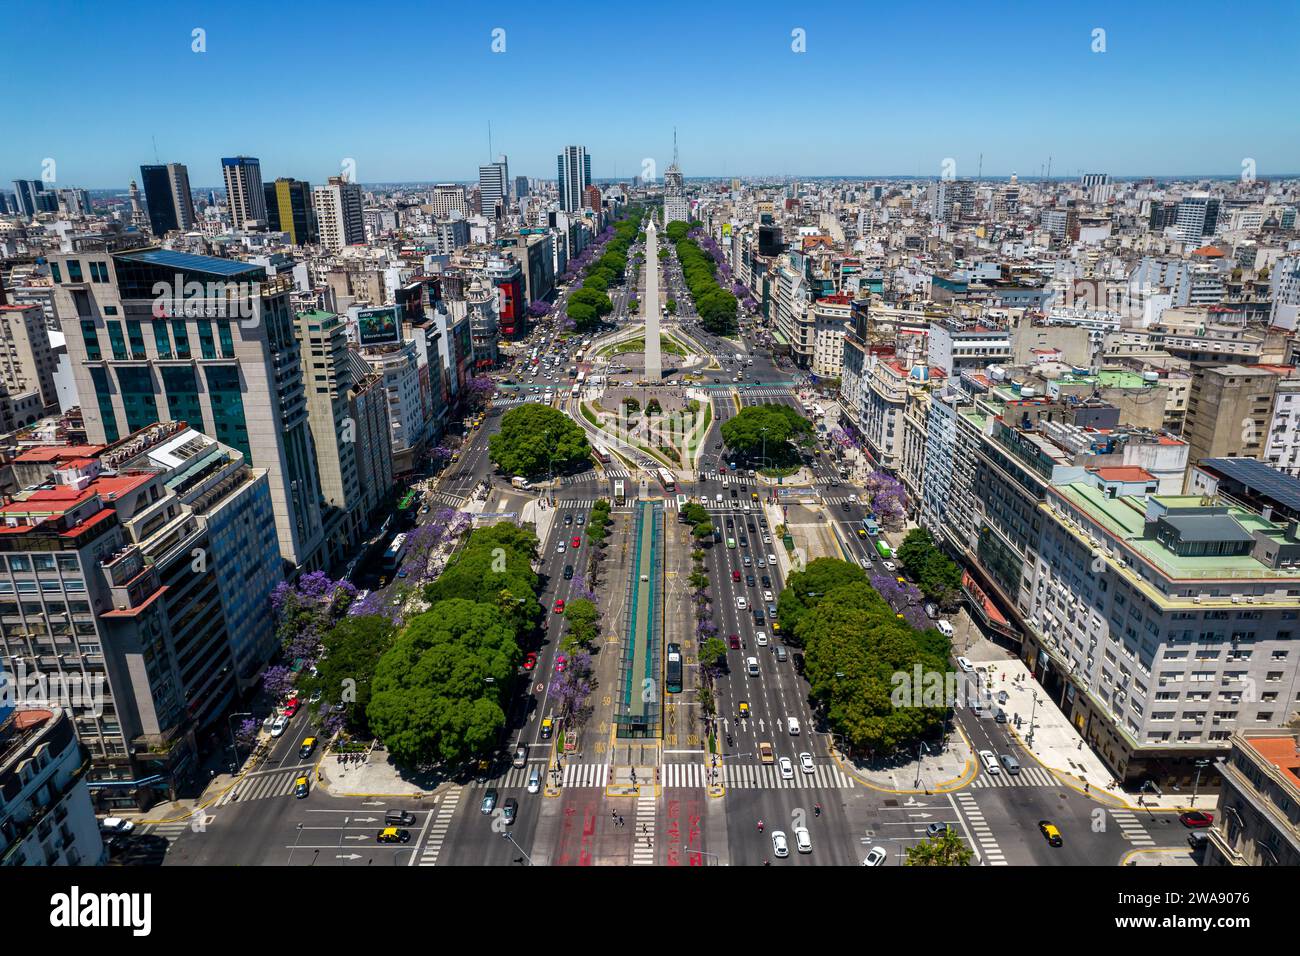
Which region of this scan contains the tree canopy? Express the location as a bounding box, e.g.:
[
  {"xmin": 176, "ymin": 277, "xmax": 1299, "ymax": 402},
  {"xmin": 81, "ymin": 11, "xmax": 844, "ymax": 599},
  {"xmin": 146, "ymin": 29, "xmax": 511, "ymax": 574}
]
[
  {"xmin": 719, "ymin": 403, "xmax": 813, "ymax": 464},
  {"xmin": 488, "ymin": 403, "xmax": 591, "ymax": 480},
  {"xmin": 896, "ymin": 528, "xmax": 964, "ymax": 608}
]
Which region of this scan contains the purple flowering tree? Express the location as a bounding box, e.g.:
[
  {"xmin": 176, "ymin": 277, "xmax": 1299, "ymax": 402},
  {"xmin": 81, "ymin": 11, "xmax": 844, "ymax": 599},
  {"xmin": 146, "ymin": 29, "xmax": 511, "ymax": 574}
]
[
  {"xmin": 235, "ymin": 717, "xmax": 259, "ymax": 749},
  {"xmin": 568, "ymin": 571, "xmax": 597, "ymax": 604},
  {"xmin": 863, "ymin": 472, "xmax": 908, "ymax": 526},
  {"xmin": 262, "ymin": 664, "xmax": 295, "ymax": 700},
  {"xmin": 550, "ymin": 650, "xmax": 595, "ymax": 723}
]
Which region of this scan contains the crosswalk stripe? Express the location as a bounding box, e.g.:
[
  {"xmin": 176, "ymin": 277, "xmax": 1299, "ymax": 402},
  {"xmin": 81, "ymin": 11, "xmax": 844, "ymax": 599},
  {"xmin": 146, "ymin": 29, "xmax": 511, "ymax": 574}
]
[{"xmin": 418, "ymin": 787, "xmax": 461, "ymax": 866}]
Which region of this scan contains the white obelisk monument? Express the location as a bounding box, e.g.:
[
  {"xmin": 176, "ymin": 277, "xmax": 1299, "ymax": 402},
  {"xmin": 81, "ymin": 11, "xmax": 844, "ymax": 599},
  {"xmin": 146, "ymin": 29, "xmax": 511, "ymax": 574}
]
[{"xmin": 643, "ymin": 219, "xmax": 662, "ymax": 382}]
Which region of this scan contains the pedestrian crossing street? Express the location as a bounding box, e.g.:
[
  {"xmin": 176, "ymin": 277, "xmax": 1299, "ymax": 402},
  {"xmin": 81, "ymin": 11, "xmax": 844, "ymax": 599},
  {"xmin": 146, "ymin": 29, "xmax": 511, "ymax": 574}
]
[
  {"xmin": 469, "ymin": 760, "xmax": 856, "ymax": 790},
  {"xmin": 417, "ymin": 786, "xmax": 461, "ymax": 866},
  {"xmin": 955, "ymin": 792, "xmax": 1007, "ymax": 866},
  {"xmin": 214, "ymin": 767, "xmax": 307, "ymax": 806},
  {"xmin": 1108, "ymin": 808, "xmax": 1156, "ymax": 847},
  {"xmin": 634, "ymin": 792, "xmax": 656, "ymax": 864},
  {"xmin": 970, "ymin": 766, "xmax": 1059, "ymax": 789}
]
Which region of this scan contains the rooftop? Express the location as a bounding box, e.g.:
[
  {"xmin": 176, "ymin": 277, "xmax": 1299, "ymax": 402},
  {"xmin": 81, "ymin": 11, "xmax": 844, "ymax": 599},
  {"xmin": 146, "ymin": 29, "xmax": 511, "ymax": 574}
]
[
  {"xmin": 115, "ymin": 249, "xmax": 266, "ymax": 279},
  {"xmin": 1243, "ymin": 735, "xmax": 1300, "ymax": 792},
  {"xmin": 1199, "ymin": 458, "xmax": 1300, "ymax": 515}
]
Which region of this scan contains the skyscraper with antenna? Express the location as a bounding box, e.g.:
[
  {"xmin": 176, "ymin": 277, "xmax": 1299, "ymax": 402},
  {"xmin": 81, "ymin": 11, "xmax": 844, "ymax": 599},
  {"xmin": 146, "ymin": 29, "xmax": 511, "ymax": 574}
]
[{"xmin": 664, "ymin": 128, "xmax": 688, "ymax": 223}]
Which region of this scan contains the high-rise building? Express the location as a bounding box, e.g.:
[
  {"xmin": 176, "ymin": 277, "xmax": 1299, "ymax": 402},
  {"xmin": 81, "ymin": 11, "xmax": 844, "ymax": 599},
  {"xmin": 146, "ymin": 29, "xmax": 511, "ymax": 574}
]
[
  {"xmin": 1080, "ymin": 172, "xmax": 1113, "ymax": 203},
  {"xmin": 293, "ymin": 310, "xmax": 393, "ymax": 565},
  {"xmin": 221, "ymin": 155, "xmax": 266, "ymax": 229},
  {"xmin": 51, "ymin": 247, "xmax": 326, "ymax": 570},
  {"xmin": 664, "ymin": 160, "xmax": 688, "ymax": 223},
  {"xmin": 556, "ymin": 145, "xmax": 591, "ymax": 212},
  {"xmin": 312, "ymin": 176, "xmax": 364, "ymax": 251},
  {"xmin": 514, "ymin": 176, "xmax": 529, "ymax": 200},
  {"xmin": 430, "ymin": 183, "xmax": 467, "ymax": 219},
  {"xmin": 263, "ymin": 177, "xmax": 317, "ymax": 245},
  {"xmin": 12, "ymin": 180, "xmax": 44, "ymax": 218},
  {"xmin": 0, "ymin": 303, "xmax": 59, "ymax": 411},
  {"xmin": 1175, "ymin": 193, "xmax": 1220, "ymax": 244},
  {"xmin": 478, "ymin": 156, "xmax": 509, "ymax": 219},
  {"xmin": 140, "ymin": 163, "xmax": 196, "ymax": 236}
]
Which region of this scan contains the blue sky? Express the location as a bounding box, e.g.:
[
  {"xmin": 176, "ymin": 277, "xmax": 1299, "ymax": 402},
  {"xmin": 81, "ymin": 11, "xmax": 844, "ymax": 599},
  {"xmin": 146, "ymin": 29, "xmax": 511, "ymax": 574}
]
[{"xmin": 3, "ymin": 0, "xmax": 1297, "ymax": 187}]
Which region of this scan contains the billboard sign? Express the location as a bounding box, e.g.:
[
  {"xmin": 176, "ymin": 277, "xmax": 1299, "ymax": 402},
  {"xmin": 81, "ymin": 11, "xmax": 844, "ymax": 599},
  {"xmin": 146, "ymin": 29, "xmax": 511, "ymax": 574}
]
[{"xmin": 357, "ymin": 306, "xmax": 402, "ymax": 346}]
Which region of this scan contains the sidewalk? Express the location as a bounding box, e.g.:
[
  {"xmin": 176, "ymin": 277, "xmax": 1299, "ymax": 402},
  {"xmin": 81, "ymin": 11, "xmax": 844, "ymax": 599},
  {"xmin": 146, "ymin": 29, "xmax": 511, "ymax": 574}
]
[
  {"xmin": 832, "ymin": 728, "xmax": 975, "ymax": 794},
  {"xmin": 317, "ymin": 749, "xmax": 443, "ymax": 798},
  {"xmin": 962, "ymin": 653, "xmax": 1194, "ymax": 811}
]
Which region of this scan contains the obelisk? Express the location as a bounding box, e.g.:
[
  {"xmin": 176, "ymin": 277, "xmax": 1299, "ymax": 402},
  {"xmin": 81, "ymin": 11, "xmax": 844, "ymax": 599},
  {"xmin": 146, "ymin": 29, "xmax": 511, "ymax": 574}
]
[{"xmin": 643, "ymin": 219, "xmax": 662, "ymax": 382}]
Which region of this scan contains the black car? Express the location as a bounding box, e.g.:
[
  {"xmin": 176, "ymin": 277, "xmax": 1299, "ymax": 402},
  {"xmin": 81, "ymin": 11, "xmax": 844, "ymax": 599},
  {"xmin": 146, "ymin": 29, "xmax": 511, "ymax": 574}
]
[
  {"xmin": 841, "ymin": 502, "xmax": 850, "ymax": 511},
  {"xmin": 502, "ymin": 797, "xmax": 519, "ymax": 826},
  {"xmin": 753, "ymin": 610, "xmax": 765, "ymax": 625},
  {"xmin": 746, "ymin": 522, "xmax": 756, "ymax": 532},
  {"xmin": 725, "ymin": 518, "xmax": 734, "ymax": 528},
  {"xmin": 761, "ymin": 575, "xmax": 772, "ymax": 588},
  {"xmin": 746, "ymin": 574, "xmax": 755, "ymax": 586},
  {"xmin": 563, "ymin": 564, "xmax": 574, "ymax": 580},
  {"xmin": 738, "ymin": 536, "xmax": 748, "ymax": 547},
  {"xmin": 480, "ymin": 789, "xmax": 499, "ymax": 814},
  {"xmin": 730, "ymin": 488, "xmax": 738, "ymax": 498}
]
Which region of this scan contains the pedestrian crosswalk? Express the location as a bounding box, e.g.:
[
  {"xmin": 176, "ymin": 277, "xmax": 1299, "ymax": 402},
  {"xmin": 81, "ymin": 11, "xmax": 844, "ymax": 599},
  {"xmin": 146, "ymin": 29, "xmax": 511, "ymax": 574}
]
[
  {"xmin": 1108, "ymin": 808, "xmax": 1155, "ymax": 847},
  {"xmin": 955, "ymin": 792, "xmax": 1007, "ymax": 865},
  {"xmin": 469, "ymin": 760, "xmax": 857, "ymax": 790},
  {"xmin": 741, "ymin": 387, "xmax": 794, "ymax": 398},
  {"xmin": 417, "ymin": 786, "xmax": 461, "ymax": 866},
  {"xmin": 970, "ymin": 766, "xmax": 1059, "ymax": 789},
  {"xmin": 214, "ymin": 767, "xmax": 306, "ymax": 806},
  {"xmin": 633, "ymin": 792, "xmax": 656, "ymax": 865},
  {"xmin": 145, "ymin": 812, "xmax": 210, "ymax": 844},
  {"xmin": 428, "ymin": 491, "xmax": 468, "ymax": 507}
]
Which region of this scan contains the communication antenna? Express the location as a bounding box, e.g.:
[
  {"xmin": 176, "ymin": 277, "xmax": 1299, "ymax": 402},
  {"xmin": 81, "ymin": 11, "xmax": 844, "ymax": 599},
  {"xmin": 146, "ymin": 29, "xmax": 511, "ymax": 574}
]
[
  {"xmin": 152, "ymin": 136, "xmax": 160, "ymax": 164},
  {"xmin": 488, "ymin": 121, "xmax": 493, "ymax": 162}
]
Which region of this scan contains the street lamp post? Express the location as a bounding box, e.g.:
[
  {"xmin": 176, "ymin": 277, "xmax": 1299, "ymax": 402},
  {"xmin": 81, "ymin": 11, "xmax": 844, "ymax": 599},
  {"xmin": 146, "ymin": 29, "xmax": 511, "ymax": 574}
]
[
  {"xmin": 1189, "ymin": 759, "xmax": 1211, "ymax": 807},
  {"xmin": 226, "ymin": 711, "xmax": 253, "ymax": 773},
  {"xmin": 501, "ymin": 830, "xmax": 536, "ymax": 865},
  {"xmin": 913, "ymin": 741, "xmax": 929, "ymax": 789},
  {"xmin": 1026, "ymin": 693, "xmax": 1041, "ymax": 749}
]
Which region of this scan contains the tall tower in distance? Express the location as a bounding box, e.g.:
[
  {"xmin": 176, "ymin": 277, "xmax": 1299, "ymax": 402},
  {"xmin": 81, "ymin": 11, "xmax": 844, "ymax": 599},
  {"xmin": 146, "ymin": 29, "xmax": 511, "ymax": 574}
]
[
  {"xmin": 643, "ymin": 218, "xmax": 662, "ymax": 382},
  {"xmin": 222, "ymin": 155, "xmax": 266, "ymax": 229}
]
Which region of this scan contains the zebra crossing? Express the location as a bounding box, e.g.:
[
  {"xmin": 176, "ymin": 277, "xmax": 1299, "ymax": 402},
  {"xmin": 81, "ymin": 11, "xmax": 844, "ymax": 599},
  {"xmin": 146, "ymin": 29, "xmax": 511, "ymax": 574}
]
[
  {"xmin": 467, "ymin": 760, "xmax": 857, "ymax": 790},
  {"xmin": 214, "ymin": 767, "xmax": 307, "ymax": 806},
  {"xmin": 145, "ymin": 812, "xmax": 209, "ymax": 844},
  {"xmin": 1108, "ymin": 808, "xmax": 1156, "ymax": 847},
  {"xmin": 700, "ymin": 472, "xmax": 760, "ymax": 486},
  {"xmin": 633, "ymin": 792, "xmax": 656, "ymax": 864},
  {"xmin": 954, "ymin": 792, "xmax": 1007, "ymax": 865},
  {"xmin": 417, "ymin": 786, "xmax": 461, "ymax": 866},
  {"xmin": 740, "ymin": 387, "xmax": 794, "ymax": 398},
  {"xmin": 428, "ymin": 491, "xmax": 468, "ymax": 508},
  {"xmin": 970, "ymin": 766, "xmax": 1059, "ymax": 789}
]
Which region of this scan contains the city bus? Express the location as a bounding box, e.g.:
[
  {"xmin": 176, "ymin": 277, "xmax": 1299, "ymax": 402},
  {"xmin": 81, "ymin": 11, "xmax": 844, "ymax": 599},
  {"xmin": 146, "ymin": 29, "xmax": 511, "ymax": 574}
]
[
  {"xmin": 862, "ymin": 516, "xmax": 879, "ymax": 536},
  {"xmin": 382, "ymin": 533, "xmax": 409, "ymax": 573},
  {"xmin": 665, "ymin": 643, "xmax": 683, "ymax": 694},
  {"xmin": 613, "ymin": 478, "xmax": 626, "ymax": 505},
  {"xmin": 575, "ymin": 349, "xmax": 585, "ymax": 363},
  {"xmin": 657, "ymin": 468, "xmax": 676, "ymax": 494},
  {"xmin": 874, "ymin": 539, "xmax": 892, "ymax": 560},
  {"xmin": 592, "ymin": 444, "xmax": 611, "ymax": 465}
]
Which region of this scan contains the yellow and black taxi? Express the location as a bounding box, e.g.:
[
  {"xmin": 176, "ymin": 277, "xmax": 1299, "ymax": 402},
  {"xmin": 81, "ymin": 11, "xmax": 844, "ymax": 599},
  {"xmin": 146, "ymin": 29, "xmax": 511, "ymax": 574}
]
[
  {"xmin": 298, "ymin": 737, "xmax": 316, "ymax": 760},
  {"xmin": 294, "ymin": 775, "xmax": 310, "ymax": 799},
  {"xmin": 540, "ymin": 716, "xmax": 554, "ymax": 739},
  {"xmin": 1038, "ymin": 820, "xmax": 1063, "ymax": 847},
  {"xmin": 376, "ymin": 827, "xmax": 411, "ymax": 844},
  {"xmin": 738, "ymin": 701, "xmax": 750, "ymax": 719}
]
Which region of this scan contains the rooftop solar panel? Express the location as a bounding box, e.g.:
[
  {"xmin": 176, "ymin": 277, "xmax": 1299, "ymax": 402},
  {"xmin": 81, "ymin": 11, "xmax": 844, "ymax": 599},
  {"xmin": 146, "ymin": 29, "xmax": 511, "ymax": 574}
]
[
  {"xmin": 1201, "ymin": 458, "xmax": 1300, "ymax": 514},
  {"xmin": 115, "ymin": 249, "xmax": 265, "ymax": 278}
]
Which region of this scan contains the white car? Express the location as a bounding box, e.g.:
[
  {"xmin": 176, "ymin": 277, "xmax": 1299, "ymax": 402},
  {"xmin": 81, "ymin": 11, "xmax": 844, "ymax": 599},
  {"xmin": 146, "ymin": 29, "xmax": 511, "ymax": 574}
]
[
  {"xmin": 778, "ymin": 757, "xmax": 794, "ymax": 779},
  {"xmin": 882, "ymin": 560, "xmax": 896, "ymax": 572},
  {"xmin": 762, "ymin": 590, "xmax": 774, "ymax": 603},
  {"xmin": 99, "ymin": 817, "xmax": 135, "ymax": 835},
  {"xmin": 270, "ymin": 715, "xmax": 289, "ymax": 738},
  {"xmin": 794, "ymin": 826, "xmax": 812, "ymax": 854},
  {"xmin": 979, "ymin": 749, "xmax": 1001, "ymax": 775},
  {"xmin": 736, "ymin": 595, "xmax": 748, "ymax": 610},
  {"xmin": 787, "ymin": 717, "xmax": 800, "ymax": 735},
  {"xmin": 556, "ymin": 542, "xmax": 566, "ymax": 553},
  {"xmin": 861, "ymin": 846, "xmax": 888, "ymax": 866},
  {"xmin": 771, "ymin": 830, "xmax": 789, "ymax": 858},
  {"xmin": 956, "ymin": 656, "xmax": 974, "ymax": 673},
  {"xmin": 799, "ymin": 752, "xmax": 814, "ymax": 774},
  {"xmin": 768, "ymin": 553, "xmax": 778, "ymax": 565},
  {"xmin": 860, "ymin": 557, "xmax": 872, "ymax": 569},
  {"xmin": 754, "ymin": 630, "xmax": 769, "ymax": 647}
]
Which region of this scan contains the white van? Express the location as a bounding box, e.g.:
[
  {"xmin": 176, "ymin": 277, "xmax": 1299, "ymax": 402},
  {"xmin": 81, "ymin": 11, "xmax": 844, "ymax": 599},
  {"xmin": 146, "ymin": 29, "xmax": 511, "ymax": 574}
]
[
  {"xmin": 787, "ymin": 717, "xmax": 800, "ymax": 735},
  {"xmin": 746, "ymin": 657, "xmax": 760, "ymax": 677},
  {"xmin": 527, "ymin": 766, "xmax": 542, "ymax": 793},
  {"xmin": 936, "ymin": 620, "xmax": 955, "ymax": 638}
]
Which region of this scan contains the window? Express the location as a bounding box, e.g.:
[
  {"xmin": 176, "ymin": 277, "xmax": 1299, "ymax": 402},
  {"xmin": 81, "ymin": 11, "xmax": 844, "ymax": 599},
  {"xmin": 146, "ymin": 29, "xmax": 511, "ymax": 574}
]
[
  {"xmin": 106, "ymin": 322, "xmax": 128, "ymax": 360},
  {"xmin": 50, "ymin": 262, "xmax": 62, "ymax": 283},
  {"xmin": 80, "ymin": 320, "xmax": 101, "ymax": 361},
  {"xmin": 67, "ymin": 260, "xmax": 83, "ymax": 283}
]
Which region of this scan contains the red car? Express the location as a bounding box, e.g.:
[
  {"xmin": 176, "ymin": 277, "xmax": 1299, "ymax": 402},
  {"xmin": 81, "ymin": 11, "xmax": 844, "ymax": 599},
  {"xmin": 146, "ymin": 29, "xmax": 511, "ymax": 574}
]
[
  {"xmin": 283, "ymin": 698, "xmax": 299, "ymax": 718},
  {"xmin": 523, "ymin": 652, "xmax": 538, "ymax": 671},
  {"xmin": 728, "ymin": 634, "xmax": 741, "ymax": 650},
  {"xmin": 732, "ymin": 570, "xmax": 741, "ymax": 582},
  {"xmin": 571, "ymin": 536, "xmax": 581, "ymax": 548},
  {"xmin": 1179, "ymin": 811, "xmax": 1214, "ymax": 828},
  {"xmin": 555, "ymin": 655, "xmax": 567, "ymax": 673},
  {"xmin": 553, "ymin": 598, "xmax": 565, "ymax": 614}
]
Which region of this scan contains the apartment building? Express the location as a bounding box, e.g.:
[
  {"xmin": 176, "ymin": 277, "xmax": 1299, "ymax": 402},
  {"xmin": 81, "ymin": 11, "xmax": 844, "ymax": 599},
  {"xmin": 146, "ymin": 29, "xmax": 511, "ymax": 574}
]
[
  {"xmin": 810, "ymin": 294, "xmax": 850, "ymax": 378},
  {"xmin": 928, "ymin": 319, "xmax": 1012, "ymax": 377},
  {"xmin": 1184, "ymin": 364, "xmax": 1298, "ymax": 469},
  {"xmin": 0, "ymin": 708, "xmax": 104, "ymax": 866},
  {"xmin": 1026, "ymin": 483, "xmax": 1300, "ymax": 786},
  {"xmin": 0, "ymin": 303, "xmax": 58, "ymax": 413},
  {"xmin": 1203, "ymin": 731, "xmax": 1300, "ymax": 866}
]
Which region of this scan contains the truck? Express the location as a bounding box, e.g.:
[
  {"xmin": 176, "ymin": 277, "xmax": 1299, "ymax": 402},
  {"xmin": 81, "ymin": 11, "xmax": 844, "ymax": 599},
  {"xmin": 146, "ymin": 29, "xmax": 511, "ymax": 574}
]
[{"xmin": 511, "ymin": 476, "xmax": 532, "ymax": 490}]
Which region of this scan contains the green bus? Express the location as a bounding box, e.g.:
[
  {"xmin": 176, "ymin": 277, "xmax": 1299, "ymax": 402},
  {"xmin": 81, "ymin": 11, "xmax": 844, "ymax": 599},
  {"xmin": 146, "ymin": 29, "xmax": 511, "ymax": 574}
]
[{"xmin": 874, "ymin": 540, "xmax": 892, "ymax": 560}]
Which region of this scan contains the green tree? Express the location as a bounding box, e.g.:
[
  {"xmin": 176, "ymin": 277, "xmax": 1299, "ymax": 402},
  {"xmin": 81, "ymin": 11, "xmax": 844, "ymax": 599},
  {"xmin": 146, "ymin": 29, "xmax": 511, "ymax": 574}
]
[
  {"xmin": 302, "ymin": 614, "xmax": 396, "ymax": 735},
  {"xmin": 367, "ymin": 598, "xmax": 518, "ymax": 767},
  {"xmin": 905, "ymin": 829, "xmax": 973, "ymax": 866},
  {"xmin": 720, "ymin": 404, "xmax": 813, "ymax": 464},
  {"xmin": 564, "ymin": 598, "xmax": 599, "ymax": 648},
  {"xmin": 488, "ymin": 404, "xmax": 591, "ymax": 480}
]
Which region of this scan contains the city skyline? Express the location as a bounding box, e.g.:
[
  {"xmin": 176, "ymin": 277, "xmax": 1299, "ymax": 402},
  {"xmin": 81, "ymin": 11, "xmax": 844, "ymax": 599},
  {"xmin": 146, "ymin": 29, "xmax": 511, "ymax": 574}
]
[{"xmin": 3, "ymin": 0, "xmax": 1297, "ymax": 187}]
